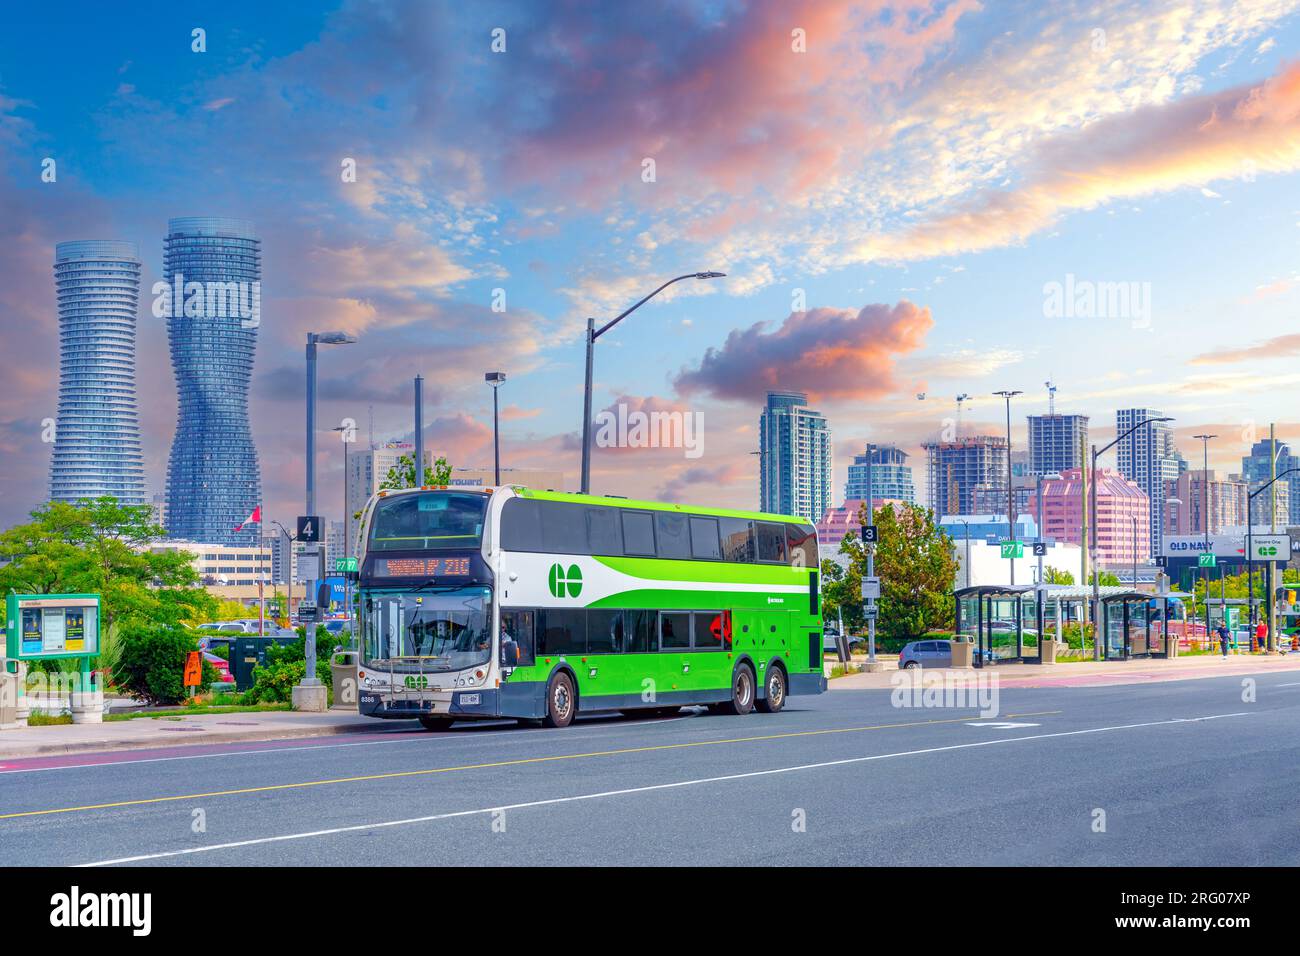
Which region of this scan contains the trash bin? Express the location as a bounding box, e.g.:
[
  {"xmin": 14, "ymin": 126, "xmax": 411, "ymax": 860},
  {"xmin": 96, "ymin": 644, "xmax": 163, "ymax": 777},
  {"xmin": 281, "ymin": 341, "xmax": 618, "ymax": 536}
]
[
  {"xmin": 330, "ymin": 649, "xmax": 359, "ymax": 710},
  {"xmin": 0, "ymin": 668, "xmax": 18, "ymax": 729},
  {"xmin": 1040, "ymin": 639, "xmax": 1058, "ymax": 664},
  {"xmin": 950, "ymin": 640, "xmax": 974, "ymax": 669}
]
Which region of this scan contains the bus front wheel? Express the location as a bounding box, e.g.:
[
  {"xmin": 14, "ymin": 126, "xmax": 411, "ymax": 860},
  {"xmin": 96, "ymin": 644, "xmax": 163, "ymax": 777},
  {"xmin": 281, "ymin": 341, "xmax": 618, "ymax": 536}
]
[
  {"xmin": 757, "ymin": 664, "xmax": 787, "ymax": 713},
  {"xmin": 724, "ymin": 664, "xmax": 755, "ymax": 716},
  {"xmin": 418, "ymin": 715, "xmax": 454, "ymax": 732},
  {"xmin": 544, "ymin": 672, "xmax": 576, "ymax": 728}
]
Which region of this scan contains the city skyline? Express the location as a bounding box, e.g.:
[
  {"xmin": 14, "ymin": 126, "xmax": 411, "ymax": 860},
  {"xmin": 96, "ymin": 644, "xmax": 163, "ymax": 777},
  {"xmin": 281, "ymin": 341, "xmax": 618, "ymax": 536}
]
[{"xmin": 3, "ymin": 2, "xmax": 1300, "ymax": 531}]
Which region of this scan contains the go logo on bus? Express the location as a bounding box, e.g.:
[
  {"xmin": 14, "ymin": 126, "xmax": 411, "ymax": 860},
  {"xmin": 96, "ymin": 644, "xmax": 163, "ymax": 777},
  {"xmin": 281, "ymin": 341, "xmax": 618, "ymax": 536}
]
[
  {"xmin": 404, "ymin": 675, "xmax": 429, "ymax": 690},
  {"xmin": 548, "ymin": 563, "xmax": 583, "ymax": 599}
]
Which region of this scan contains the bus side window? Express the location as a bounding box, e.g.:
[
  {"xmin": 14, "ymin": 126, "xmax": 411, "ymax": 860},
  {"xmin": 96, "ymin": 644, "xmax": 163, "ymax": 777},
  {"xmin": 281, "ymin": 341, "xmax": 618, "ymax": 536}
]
[
  {"xmin": 787, "ymin": 522, "xmax": 817, "ymax": 568},
  {"xmin": 501, "ymin": 610, "xmax": 535, "ymax": 667}
]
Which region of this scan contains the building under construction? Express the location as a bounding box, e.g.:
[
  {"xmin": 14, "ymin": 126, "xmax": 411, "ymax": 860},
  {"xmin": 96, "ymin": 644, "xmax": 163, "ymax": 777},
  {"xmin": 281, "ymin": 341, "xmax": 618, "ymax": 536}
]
[{"xmin": 923, "ymin": 435, "xmax": 1009, "ymax": 518}]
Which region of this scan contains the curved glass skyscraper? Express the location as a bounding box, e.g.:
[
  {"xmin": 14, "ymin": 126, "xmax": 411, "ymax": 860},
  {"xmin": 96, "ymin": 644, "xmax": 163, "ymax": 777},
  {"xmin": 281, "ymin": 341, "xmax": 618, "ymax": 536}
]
[
  {"xmin": 163, "ymin": 217, "xmax": 263, "ymax": 545},
  {"xmin": 49, "ymin": 240, "xmax": 147, "ymax": 505}
]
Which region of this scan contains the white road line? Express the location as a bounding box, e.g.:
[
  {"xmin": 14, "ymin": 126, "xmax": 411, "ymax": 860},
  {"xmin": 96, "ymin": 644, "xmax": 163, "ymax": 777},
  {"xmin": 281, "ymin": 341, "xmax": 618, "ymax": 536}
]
[
  {"xmin": 0, "ymin": 715, "xmax": 689, "ymax": 776},
  {"xmin": 77, "ymin": 710, "xmax": 1252, "ymax": 867},
  {"xmin": 1276, "ymin": 682, "xmax": 1300, "ymax": 687}
]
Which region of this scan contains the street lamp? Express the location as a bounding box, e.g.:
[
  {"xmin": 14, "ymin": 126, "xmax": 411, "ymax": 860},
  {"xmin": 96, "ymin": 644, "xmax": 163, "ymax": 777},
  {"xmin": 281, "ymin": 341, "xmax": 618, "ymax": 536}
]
[
  {"xmin": 993, "ymin": 390, "xmax": 1023, "ymax": 584},
  {"xmin": 332, "ymin": 424, "xmax": 355, "ymax": 619},
  {"xmin": 1091, "ymin": 416, "xmax": 1174, "ymax": 660},
  {"xmin": 1247, "ymin": 466, "xmax": 1300, "ymax": 647},
  {"xmin": 269, "ymin": 519, "xmax": 296, "ymax": 623},
  {"xmin": 580, "ymin": 272, "xmax": 725, "ymax": 494},
  {"xmin": 1192, "ymin": 434, "xmax": 1218, "ymax": 644},
  {"xmin": 485, "ymin": 371, "xmax": 506, "ymax": 485},
  {"xmin": 301, "ymin": 330, "xmax": 357, "ymax": 708}
]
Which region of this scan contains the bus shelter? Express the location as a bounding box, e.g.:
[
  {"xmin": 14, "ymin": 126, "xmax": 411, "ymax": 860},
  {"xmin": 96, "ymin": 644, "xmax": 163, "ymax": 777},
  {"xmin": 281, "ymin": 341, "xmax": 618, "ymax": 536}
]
[
  {"xmin": 1097, "ymin": 590, "xmax": 1190, "ymax": 660},
  {"xmin": 954, "ymin": 585, "xmax": 1035, "ymax": 667}
]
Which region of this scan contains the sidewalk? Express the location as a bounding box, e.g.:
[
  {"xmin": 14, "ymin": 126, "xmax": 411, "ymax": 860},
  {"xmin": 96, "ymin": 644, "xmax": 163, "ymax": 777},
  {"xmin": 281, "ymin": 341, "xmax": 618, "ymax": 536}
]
[
  {"xmin": 827, "ymin": 651, "xmax": 1300, "ymax": 690},
  {"xmin": 0, "ymin": 709, "xmax": 387, "ymax": 762}
]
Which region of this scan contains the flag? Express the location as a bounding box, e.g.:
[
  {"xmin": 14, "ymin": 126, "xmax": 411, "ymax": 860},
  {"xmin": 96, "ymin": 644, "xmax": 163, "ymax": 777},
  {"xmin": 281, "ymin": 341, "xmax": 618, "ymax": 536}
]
[{"xmin": 234, "ymin": 505, "xmax": 262, "ymax": 532}]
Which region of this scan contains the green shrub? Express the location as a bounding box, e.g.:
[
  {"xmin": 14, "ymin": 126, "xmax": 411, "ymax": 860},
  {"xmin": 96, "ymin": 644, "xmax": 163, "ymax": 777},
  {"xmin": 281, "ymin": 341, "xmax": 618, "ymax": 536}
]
[
  {"xmin": 241, "ymin": 658, "xmax": 332, "ymax": 705},
  {"xmin": 114, "ymin": 623, "xmax": 217, "ymax": 705}
]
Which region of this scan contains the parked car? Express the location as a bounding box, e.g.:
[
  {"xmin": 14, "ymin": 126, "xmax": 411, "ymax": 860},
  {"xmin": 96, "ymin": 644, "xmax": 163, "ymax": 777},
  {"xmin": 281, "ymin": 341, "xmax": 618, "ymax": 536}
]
[
  {"xmin": 203, "ymin": 651, "xmax": 234, "ymax": 684},
  {"xmin": 899, "ymin": 639, "xmax": 994, "ymax": 668}
]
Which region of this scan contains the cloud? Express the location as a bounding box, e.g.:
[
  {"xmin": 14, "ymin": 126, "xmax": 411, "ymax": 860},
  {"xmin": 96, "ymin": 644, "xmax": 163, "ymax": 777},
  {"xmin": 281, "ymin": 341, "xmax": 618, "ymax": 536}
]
[
  {"xmin": 861, "ymin": 61, "xmax": 1300, "ymax": 261},
  {"xmin": 1190, "ymin": 332, "xmax": 1300, "ymax": 365},
  {"xmin": 674, "ymin": 301, "xmax": 933, "ymax": 402}
]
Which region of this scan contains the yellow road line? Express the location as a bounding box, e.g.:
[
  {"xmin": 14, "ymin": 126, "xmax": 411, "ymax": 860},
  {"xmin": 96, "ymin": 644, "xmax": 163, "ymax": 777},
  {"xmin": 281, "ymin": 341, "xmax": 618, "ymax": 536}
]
[{"xmin": 0, "ymin": 710, "xmax": 1060, "ymax": 821}]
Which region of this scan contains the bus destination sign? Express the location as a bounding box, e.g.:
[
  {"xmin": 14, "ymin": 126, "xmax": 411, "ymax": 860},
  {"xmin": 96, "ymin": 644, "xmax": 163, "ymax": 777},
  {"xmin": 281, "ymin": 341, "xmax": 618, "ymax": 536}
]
[{"xmin": 373, "ymin": 557, "xmax": 473, "ymax": 578}]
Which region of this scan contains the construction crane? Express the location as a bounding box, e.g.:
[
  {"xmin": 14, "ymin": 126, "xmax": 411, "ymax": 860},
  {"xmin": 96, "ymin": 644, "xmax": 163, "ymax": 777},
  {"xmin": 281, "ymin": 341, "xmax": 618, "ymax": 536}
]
[
  {"xmin": 955, "ymin": 393, "xmax": 971, "ymax": 436},
  {"xmin": 1045, "ymin": 380, "xmax": 1057, "ymax": 416}
]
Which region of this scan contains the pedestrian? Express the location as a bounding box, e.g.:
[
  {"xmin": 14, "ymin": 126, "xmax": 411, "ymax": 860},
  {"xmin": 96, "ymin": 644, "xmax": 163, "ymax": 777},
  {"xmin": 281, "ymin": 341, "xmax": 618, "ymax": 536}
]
[
  {"xmin": 1255, "ymin": 619, "xmax": 1267, "ymax": 652},
  {"xmin": 1217, "ymin": 622, "xmax": 1230, "ymax": 657}
]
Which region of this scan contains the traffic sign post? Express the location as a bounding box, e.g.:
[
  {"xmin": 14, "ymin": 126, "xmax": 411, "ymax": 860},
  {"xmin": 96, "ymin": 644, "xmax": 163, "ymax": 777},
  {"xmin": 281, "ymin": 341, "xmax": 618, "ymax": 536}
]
[
  {"xmin": 335, "ymin": 556, "xmax": 358, "ymax": 574},
  {"xmin": 1198, "ymin": 553, "xmax": 1216, "ymax": 568},
  {"xmin": 860, "ymin": 523, "xmax": 879, "ymax": 668},
  {"xmin": 1000, "ymin": 541, "xmax": 1024, "ymax": 559}
]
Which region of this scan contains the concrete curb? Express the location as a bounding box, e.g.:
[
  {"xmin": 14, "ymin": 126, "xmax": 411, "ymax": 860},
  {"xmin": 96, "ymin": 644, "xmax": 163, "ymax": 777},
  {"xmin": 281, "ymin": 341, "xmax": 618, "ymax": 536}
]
[{"xmin": 0, "ymin": 714, "xmax": 403, "ymax": 761}]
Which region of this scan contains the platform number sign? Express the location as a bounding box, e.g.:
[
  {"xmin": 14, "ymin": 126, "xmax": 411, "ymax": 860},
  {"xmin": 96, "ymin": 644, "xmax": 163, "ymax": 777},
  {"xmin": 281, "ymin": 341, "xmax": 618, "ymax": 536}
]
[
  {"xmin": 1032, "ymin": 542, "xmax": 1047, "ymax": 557},
  {"xmin": 860, "ymin": 524, "xmax": 878, "ymax": 545},
  {"xmin": 296, "ymin": 515, "xmax": 321, "ymax": 542}
]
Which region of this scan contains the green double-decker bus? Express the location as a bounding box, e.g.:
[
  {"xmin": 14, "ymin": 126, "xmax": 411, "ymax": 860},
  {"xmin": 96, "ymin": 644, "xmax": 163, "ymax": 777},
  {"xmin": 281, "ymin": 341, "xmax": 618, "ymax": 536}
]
[{"xmin": 354, "ymin": 485, "xmax": 826, "ymax": 729}]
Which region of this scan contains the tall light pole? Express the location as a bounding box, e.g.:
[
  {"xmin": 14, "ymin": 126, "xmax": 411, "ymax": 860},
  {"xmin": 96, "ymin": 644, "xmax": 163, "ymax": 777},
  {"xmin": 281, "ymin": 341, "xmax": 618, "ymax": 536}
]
[
  {"xmin": 301, "ymin": 331, "xmax": 357, "ymax": 705},
  {"xmin": 1091, "ymin": 416, "xmax": 1174, "ymax": 660},
  {"xmin": 580, "ymin": 271, "xmax": 725, "ymax": 493},
  {"xmin": 1247, "ymin": 466, "xmax": 1300, "ymax": 647},
  {"xmin": 332, "ymin": 424, "xmax": 355, "ymax": 620},
  {"xmin": 1193, "ymin": 433, "xmax": 1218, "ymax": 639},
  {"xmin": 269, "ymin": 519, "xmax": 296, "ymax": 624},
  {"xmin": 993, "ymin": 390, "xmax": 1022, "ymax": 584},
  {"xmin": 486, "ymin": 371, "xmax": 506, "ymax": 484}
]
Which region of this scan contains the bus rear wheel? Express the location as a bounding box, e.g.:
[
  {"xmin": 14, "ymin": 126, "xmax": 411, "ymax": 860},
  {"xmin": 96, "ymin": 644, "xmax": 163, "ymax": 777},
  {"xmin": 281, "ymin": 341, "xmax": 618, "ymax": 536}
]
[
  {"xmin": 544, "ymin": 673, "xmax": 576, "ymax": 728},
  {"xmin": 757, "ymin": 665, "xmax": 787, "ymax": 713},
  {"xmin": 724, "ymin": 664, "xmax": 755, "ymax": 715},
  {"xmin": 418, "ymin": 715, "xmax": 454, "ymax": 732}
]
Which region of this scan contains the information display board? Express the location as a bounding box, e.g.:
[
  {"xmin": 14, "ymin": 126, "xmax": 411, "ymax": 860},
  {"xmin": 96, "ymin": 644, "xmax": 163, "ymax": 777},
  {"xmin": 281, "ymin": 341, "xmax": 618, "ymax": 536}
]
[{"xmin": 5, "ymin": 594, "xmax": 101, "ymax": 660}]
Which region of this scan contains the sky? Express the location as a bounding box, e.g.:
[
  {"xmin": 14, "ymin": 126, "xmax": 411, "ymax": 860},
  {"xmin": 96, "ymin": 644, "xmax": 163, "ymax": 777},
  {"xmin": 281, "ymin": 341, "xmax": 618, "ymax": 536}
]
[{"xmin": 1, "ymin": 0, "xmax": 1299, "ymax": 531}]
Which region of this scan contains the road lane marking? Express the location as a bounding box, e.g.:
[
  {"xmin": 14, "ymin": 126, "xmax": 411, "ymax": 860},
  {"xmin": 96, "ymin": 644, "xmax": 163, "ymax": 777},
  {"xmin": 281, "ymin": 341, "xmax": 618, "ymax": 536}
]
[
  {"xmin": 0, "ymin": 710, "xmax": 1059, "ymax": 820},
  {"xmin": 965, "ymin": 721, "xmax": 1040, "ymax": 729},
  {"xmin": 76, "ymin": 710, "xmax": 1252, "ymax": 866}
]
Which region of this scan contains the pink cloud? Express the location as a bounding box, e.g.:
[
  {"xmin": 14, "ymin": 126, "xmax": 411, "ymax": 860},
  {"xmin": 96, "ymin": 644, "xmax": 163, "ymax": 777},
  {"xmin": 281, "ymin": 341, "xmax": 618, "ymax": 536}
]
[{"xmin": 674, "ymin": 301, "xmax": 933, "ymax": 402}]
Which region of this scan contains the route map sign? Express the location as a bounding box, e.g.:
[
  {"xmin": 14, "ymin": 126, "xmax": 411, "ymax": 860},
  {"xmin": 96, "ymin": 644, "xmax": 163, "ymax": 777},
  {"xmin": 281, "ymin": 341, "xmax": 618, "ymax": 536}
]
[{"xmin": 5, "ymin": 593, "xmax": 101, "ymax": 661}]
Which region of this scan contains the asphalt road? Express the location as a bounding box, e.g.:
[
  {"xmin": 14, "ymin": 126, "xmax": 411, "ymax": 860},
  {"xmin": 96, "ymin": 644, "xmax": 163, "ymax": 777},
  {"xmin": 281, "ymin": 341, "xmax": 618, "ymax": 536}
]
[{"xmin": 3, "ymin": 670, "xmax": 1298, "ymax": 866}]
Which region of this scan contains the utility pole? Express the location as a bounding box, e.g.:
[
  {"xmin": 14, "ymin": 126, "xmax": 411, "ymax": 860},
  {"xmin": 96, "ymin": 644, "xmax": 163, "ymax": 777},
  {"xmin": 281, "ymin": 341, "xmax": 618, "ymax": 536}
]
[{"xmin": 865, "ymin": 445, "xmax": 877, "ymax": 667}]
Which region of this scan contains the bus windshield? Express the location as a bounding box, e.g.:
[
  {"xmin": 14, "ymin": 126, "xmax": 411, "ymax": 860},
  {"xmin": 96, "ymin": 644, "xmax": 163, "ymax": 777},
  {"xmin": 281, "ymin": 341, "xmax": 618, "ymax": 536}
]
[
  {"xmin": 368, "ymin": 492, "xmax": 487, "ymax": 551},
  {"xmin": 361, "ymin": 586, "xmax": 492, "ymax": 670}
]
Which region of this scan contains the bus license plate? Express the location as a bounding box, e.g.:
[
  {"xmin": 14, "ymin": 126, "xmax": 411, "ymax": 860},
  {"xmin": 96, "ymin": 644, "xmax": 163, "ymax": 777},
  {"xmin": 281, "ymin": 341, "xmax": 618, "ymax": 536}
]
[{"xmin": 459, "ymin": 693, "xmax": 480, "ymax": 706}]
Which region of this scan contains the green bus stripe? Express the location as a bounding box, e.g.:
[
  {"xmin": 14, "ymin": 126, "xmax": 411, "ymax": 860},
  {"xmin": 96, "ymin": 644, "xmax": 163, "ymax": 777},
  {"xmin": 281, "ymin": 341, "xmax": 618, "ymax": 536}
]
[
  {"xmin": 586, "ymin": 588, "xmax": 809, "ymax": 611},
  {"xmin": 595, "ymin": 555, "xmax": 813, "ymax": 585}
]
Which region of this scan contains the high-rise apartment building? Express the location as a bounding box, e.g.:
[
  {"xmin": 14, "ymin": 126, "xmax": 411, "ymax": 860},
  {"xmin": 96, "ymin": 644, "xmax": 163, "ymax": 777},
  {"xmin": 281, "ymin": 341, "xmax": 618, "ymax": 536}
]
[
  {"xmin": 843, "ymin": 445, "xmax": 916, "ymax": 504},
  {"xmin": 1027, "ymin": 467, "xmax": 1150, "ymax": 566},
  {"xmin": 48, "ymin": 240, "xmax": 146, "ymax": 505},
  {"xmin": 1115, "ymin": 408, "xmax": 1178, "ymax": 556},
  {"xmin": 1027, "ymin": 414, "xmax": 1088, "ymax": 476},
  {"xmin": 162, "ymin": 218, "xmax": 262, "ymax": 545},
  {"xmin": 1162, "ymin": 470, "xmax": 1248, "ymax": 537},
  {"xmin": 1240, "ymin": 438, "xmax": 1299, "ymax": 526},
  {"xmin": 922, "ymin": 436, "xmax": 1008, "ymax": 518},
  {"xmin": 758, "ymin": 391, "xmax": 832, "ymax": 524}
]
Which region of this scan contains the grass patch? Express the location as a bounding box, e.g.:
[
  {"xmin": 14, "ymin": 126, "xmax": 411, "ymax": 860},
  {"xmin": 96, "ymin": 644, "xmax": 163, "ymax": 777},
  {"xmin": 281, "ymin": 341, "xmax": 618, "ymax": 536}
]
[
  {"xmin": 26, "ymin": 712, "xmax": 73, "ymax": 726},
  {"xmin": 105, "ymin": 703, "xmax": 292, "ymax": 722}
]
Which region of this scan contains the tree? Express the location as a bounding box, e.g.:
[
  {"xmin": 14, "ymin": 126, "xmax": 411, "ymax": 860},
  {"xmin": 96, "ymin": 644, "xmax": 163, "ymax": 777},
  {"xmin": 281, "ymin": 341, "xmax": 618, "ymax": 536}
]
[
  {"xmin": 1087, "ymin": 571, "xmax": 1122, "ymax": 587},
  {"xmin": 379, "ymin": 454, "xmax": 452, "ymax": 490},
  {"xmin": 1044, "ymin": 566, "xmax": 1074, "ymax": 585},
  {"xmin": 0, "ymin": 497, "xmax": 216, "ymax": 634},
  {"xmin": 821, "ymin": 502, "xmax": 960, "ymax": 642}
]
